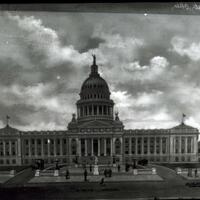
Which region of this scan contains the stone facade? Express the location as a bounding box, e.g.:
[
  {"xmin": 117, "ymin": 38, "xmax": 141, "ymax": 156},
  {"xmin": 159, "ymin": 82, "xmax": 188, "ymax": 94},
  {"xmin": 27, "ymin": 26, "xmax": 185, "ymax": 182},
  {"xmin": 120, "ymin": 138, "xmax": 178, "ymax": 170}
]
[{"xmin": 0, "ymin": 56, "xmax": 199, "ymax": 166}]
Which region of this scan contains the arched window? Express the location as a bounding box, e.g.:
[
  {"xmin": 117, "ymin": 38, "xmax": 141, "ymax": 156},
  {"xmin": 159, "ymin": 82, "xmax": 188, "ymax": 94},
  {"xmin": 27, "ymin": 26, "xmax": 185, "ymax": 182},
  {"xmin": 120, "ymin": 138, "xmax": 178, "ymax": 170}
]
[
  {"xmin": 71, "ymin": 139, "xmax": 77, "ymax": 155},
  {"xmin": 115, "ymin": 138, "xmax": 121, "ymax": 155}
]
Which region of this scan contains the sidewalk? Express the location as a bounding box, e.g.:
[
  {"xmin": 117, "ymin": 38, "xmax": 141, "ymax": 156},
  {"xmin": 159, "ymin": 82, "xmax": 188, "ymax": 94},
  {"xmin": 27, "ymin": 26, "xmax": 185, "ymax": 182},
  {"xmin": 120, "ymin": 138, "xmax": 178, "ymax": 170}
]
[
  {"xmin": 0, "ymin": 175, "xmax": 13, "ymax": 184},
  {"xmin": 29, "ymin": 174, "xmax": 163, "ymax": 183}
]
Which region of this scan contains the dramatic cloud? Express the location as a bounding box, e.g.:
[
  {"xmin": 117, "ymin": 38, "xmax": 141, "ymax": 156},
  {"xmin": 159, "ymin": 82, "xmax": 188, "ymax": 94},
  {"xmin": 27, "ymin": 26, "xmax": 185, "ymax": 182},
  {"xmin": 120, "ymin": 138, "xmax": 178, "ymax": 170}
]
[
  {"xmin": 171, "ymin": 36, "xmax": 200, "ymax": 61},
  {"xmin": 0, "ymin": 11, "xmax": 200, "ymax": 132}
]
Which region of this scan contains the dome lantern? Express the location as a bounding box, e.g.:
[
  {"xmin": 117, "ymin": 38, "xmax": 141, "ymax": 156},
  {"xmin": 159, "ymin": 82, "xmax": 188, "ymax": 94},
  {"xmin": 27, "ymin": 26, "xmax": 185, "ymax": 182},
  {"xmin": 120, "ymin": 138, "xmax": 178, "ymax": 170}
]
[{"xmin": 90, "ymin": 54, "xmax": 99, "ymax": 76}]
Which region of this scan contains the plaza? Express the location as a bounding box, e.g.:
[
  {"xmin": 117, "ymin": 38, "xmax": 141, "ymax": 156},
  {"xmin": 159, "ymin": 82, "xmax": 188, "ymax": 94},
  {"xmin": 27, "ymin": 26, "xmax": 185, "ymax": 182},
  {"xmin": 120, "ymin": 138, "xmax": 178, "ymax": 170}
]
[{"xmin": 1, "ymin": 163, "xmax": 200, "ymax": 199}]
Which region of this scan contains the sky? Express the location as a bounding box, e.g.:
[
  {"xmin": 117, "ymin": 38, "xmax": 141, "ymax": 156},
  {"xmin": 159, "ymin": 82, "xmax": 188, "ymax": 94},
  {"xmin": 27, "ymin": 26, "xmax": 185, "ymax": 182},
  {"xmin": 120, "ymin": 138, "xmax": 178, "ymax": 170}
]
[{"xmin": 0, "ymin": 11, "xmax": 200, "ymax": 131}]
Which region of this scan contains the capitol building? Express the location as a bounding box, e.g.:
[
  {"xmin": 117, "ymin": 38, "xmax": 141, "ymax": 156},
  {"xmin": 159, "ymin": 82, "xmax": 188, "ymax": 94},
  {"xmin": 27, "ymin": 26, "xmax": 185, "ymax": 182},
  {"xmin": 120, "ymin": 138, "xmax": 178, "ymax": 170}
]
[{"xmin": 0, "ymin": 56, "xmax": 199, "ymax": 166}]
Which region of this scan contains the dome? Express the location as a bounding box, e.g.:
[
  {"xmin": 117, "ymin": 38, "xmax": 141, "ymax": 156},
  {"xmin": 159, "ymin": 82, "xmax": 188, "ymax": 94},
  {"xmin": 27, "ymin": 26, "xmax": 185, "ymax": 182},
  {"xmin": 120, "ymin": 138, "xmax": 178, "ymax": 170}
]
[{"xmin": 79, "ymin": 55, "xmax": 110, "ymax": 100}]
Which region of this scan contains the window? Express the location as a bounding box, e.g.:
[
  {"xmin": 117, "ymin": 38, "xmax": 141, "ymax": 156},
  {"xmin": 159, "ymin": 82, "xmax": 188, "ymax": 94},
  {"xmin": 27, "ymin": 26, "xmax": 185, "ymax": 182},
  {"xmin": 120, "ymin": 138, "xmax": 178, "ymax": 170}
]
[
  {"xmin": 144, "ymin": 137, "xmax": 148, "ymax": 154},
  {"xmin": 115, "ymin": 138, "xmax": 121, "ymax": 155},
  {"xmin": 71, "ymin": 139, "xmax": 77, "ymax": 155},
  {"xmin": 131, "ymin": 138, "xmax": 135, "ymax": 154},
  {"xmin": 150, "ymin": 137, "xmax": 154, "ymax": 154}
]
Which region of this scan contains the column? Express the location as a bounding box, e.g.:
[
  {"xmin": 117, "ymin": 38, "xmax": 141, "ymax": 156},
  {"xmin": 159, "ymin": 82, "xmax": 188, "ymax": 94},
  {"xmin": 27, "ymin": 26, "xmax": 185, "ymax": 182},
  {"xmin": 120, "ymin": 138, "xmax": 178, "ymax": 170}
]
[
  {"xmin": 135, "ymin": 137, "xmax": 138, "ymax": 155},
  {"xmin": 179, "ymin": 136, "xmax": 181, "ymax": 154},
  {"xmin": 91, "ymin": 138, "xmax": 94, "ymax": 156},
  {"xmin": 129, "ymin": 137, "xmax": 132, "ymax": 156},
  {"xmin": 110, "ymin": 138, "xmax": 113, "ymax": 156},
  {"xmin": 85, "ymin": 139, "xmax": 87, "ymax": 156},
  {"xmin": 141, "ymin": 137, "xmax": 144, "ymax": 155},
  {"xmin": 104, "ymin": 138, "xmax": 107, "ymax": 156},
  {"xmin": 41, "ymin": 138, "xmax": 44, "ymax": 157},
  {"xmin": 169, "ymin": 136, "xmax": 173, "ymax": 154},
  {"xmin": 185, "ymin": 137, "xmax": 188, "ymax": 154},
  {"xmin": 192, "ymin": 137, "xmax": 196, "ymax": 153},
  {"xmin": 9, "ymin": 141, "xmax": 12, "ymax": 156},
  {"xmin": 147, "ymin": 137, "xmax": 150, "ymax": 155},
  {"xmin": 47, "ymin": 139, "xmax": 50, "ymax": 157},
  {"xmin": 154, "ymin": 137, "xmax": 156, "ymax": 155},
  {"xmin": 75, "ymin": 138, "xmax": 78, "ymax": 155},
  {"xmin": 112, "ymin": 138, "xmax": 116, "ymax": 155},
  {"xmin": 69, "ymin": 138, "xmax": 71, "ymax": 155},
  {"xmin": 35, "ymin": 139, "xmax": 37, "ymax": 157},
  {"xmin": 60, "ymin": 138, "xmax": 63, "ymax": 156},
  {"xmin": 98, "ymin": 138, "xmax": 100, "ymax": 156},
  {"xmin": 87, "ymin": 106, "xmax": 89, "ymax": 116},
  {"xmin": 17, "ymin": 138, "xmax": 21, "ymax": 157},
  {"xmin": 120, "ymin": 137, "xmax": 123, "ymax": 155},
  {"xmin": 92, "ymin": 104, "xmax": 94, "ymax": 116},
  {"xmin": 54, "ymin": 139, "xmax": 56, "ymax": 156},
  {"xmin": 28, "ymin": 139, "xmax": 31, "ymax": 157},
  {"xmin": 97, "ymin": 105, "xmax": 99, "ymax": 115},
  {"xmin": 160, "ymin": 137, "xmax": 162, "ymax": 155}
]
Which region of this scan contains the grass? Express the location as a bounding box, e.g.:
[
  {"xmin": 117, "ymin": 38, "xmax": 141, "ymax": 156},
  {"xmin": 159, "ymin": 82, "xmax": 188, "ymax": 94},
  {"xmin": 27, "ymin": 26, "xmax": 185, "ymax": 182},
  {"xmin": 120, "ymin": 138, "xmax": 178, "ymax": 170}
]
[
  {"xmin": 158, "ymin": 163, "xmax": 200, "ymax": 170},
  {"xmin": 0, "ymin": 165, "xmax": 30, "ymax": 172}
]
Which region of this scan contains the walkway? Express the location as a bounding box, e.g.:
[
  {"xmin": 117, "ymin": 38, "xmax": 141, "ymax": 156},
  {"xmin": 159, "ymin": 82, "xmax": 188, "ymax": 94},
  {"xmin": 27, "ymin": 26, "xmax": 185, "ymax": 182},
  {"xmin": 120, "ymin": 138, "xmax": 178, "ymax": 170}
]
[
  {"xmin": 150, "ymin": 164, "xmax": 185, "ymax": 184},
  {"xmin": 4, "ymin": 168, "xmax": 35, "ymax": 187}
]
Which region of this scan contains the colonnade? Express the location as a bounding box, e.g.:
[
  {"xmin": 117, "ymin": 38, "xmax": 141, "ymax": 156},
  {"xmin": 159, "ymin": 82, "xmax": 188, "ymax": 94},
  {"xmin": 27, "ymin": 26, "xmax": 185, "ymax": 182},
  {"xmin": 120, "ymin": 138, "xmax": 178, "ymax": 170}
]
[
  {"xmin": 77, "ymin": 105, "xmax": 113, "ymax": 117},
  {"xmin": 126, "ymin": 137, "xmax": 168, "ymax": 155},
  {"xmin": 69, "ymin": 137, "xmax": 123, "ymax": 157},
  {"xmin": 0, "ymin": 140, "xmax": 17, "ymax": 156},
  {"xmin": 172, "ymin": 136, "xmax": 197, "ymax": 154},
  {"xmin": 25, "ymin": 138, "xmax": 67, "ymax": 157}
]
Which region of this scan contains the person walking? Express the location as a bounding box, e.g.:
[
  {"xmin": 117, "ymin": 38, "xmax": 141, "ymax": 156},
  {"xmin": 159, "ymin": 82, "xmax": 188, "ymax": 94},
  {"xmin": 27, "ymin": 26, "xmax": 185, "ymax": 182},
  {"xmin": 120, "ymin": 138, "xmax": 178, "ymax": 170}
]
[
  {"xmin": 100, "ymin": 177, "xmax": 105, "ymax": 186},
  {"xmin": 195, "ymin": 168, "xmax": 198, "ymax": 177},
  {"xmin": 90, "ymin": 164, "xmax": 92, "ymax": 172},
  {"xmin": 84, "ymin": 169, "xmax": 88, "ymax": 182},
  {"xmin": 117, "ymin": 164, "xmax": 121, "ymax": 172},
  {"xmin": 65, "ymin": 168, "xmax": 70, "ymax": 179}
]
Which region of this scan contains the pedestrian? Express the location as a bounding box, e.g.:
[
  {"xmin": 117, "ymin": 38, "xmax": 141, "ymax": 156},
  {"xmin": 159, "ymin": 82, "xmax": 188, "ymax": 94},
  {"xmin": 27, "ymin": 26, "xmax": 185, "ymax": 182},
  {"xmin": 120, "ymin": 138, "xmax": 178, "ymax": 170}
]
[
  {"xmin": 90, "ymin": 164, "xmax": 92, "ymax": 172},
  {"xmin": 104, "ymin": 169, "xmax": 107, "ymax": 177},
  {"xmin": 195, "ymin": 168, "xmax": 198, "ymax": 177},
  {"xmin": 84, "ymin": 169, "xmax": 88, "ymax": 181},
  {"xmin": 108, "ymin": 168, "xmax": 112, "ymax": 177},
  {"xmin": 65, "ymin": 168, "xmax": 70, "ymax": 179},
  {"xmin": 100, "ymin": 177, "xmax": 105, "ymax": 186},
  {"xmin": 117, "ymin": 164, "xmax": 121, "ymax": 172}
]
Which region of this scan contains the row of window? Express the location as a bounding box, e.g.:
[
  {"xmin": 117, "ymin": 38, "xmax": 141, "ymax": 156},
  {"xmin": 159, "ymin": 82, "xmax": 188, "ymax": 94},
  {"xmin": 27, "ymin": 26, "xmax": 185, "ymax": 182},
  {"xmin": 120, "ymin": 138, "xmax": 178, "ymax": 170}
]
[
  {"xmin": 124, "ymin": 137, "xmax": 167, "ymax": 155},
  {"xmin": 24, "ymin": 139, "xmax": 67, "ymax": 145},
  {"xmin": 82, "ymin": 93, "xmax": 108, "ymax": 100},
  {"xmin": 0, "ymin": 159, "xmax": 16, "ymax": 164},
  {"xmin": 83, "ymin": 84, "xmax": 105, "ymax": 89}
]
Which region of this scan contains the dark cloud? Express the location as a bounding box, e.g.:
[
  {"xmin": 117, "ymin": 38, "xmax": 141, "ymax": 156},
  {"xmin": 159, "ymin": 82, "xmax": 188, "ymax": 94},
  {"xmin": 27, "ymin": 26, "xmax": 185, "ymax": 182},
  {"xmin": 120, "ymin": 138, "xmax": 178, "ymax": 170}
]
[
  {"xmin": 80, "ymin": 37, "xmax": 106, "ymax": 53},
  {"xmin": 0, "ymin": 11, "xmax": 200, "ymax": 130}
]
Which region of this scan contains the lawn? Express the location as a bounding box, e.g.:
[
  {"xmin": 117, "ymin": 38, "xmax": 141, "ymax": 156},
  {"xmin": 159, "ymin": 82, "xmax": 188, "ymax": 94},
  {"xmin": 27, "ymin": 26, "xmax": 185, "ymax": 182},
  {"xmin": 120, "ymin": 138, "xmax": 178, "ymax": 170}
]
[
  {"xmin": 158, "ymin": 163, "xmax": 200, "ymax": 170},
  {"xmin": 0, "ymin": 165, "xmax": 30, "ymax": 173}
]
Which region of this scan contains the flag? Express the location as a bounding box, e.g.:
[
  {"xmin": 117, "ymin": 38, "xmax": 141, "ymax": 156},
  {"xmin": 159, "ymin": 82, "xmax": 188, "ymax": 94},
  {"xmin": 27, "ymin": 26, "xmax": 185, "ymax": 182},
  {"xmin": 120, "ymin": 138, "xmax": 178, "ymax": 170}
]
[{"xmin": 182, "ymin": 113, "xmax": 186, "ymax": 124}]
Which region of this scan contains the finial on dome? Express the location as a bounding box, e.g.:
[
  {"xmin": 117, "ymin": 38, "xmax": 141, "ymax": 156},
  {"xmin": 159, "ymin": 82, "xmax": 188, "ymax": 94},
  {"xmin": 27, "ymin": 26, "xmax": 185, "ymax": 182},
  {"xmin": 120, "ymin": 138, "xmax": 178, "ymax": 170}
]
[
  {"xmin": 92, "ymin": 54, "xmax": 96, "ymax": 65},
  {"xmin": 6, "ymin": 115, "xmax": 10, "ymax": 127},
  {"xmin": 90, "ymin": 54, "xmax": 98, "ymax": 76}
]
